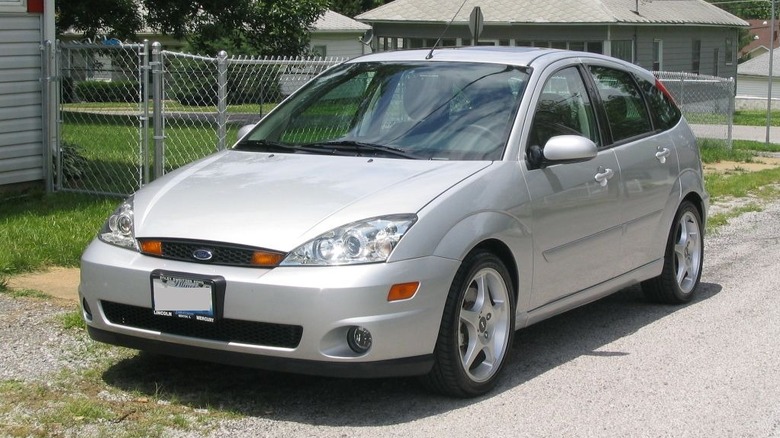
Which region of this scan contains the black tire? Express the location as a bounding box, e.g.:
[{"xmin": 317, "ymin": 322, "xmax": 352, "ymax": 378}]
[
  {"xmin": 642, "ymin": 200, "xmax": 704, "ymax": 304},
  {"xmin": 421, "ymin": 250, "xmax": 516, "ymax": 397}
]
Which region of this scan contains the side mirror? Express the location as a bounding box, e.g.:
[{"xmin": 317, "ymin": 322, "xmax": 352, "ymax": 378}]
[
  {"xmin": 237, "ymin": 124, "xmax": 256, "ymax": 140},
  {"xmin": 530, "ymin": 135, "xmax": 597, "ymax": 168}
]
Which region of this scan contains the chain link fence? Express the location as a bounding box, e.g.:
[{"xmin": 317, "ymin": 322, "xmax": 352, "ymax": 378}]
[
  {"xmin": 53, "ymin": 44, "xmax": 736, "ymax": 196},
  {"xmin": 54, "ymin": 40, "xmax": 345, "ymax": 196},
  {"xmin": 654, "ymin": 71, "xmax": 735, "ymax": 148},
  {"xmin": 156, "ymin": 49, "xmax": 345, "ymax": 178},
  {"xmin": 58, "ymin": 41, "xmax": 150, "ymax": 196}
]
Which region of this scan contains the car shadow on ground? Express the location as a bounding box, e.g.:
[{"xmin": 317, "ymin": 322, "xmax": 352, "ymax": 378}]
[{"xmin": 101, "ymin": 282, "xmax": 722, "ymax": 427}]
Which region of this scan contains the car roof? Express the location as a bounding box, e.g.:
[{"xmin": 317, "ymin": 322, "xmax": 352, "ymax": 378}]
[{"xmin": 347, "ymin": 47, "xmax": 656, "ymax": 82}]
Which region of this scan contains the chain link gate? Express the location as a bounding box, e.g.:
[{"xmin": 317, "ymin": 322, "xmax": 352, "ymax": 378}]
[{"xmin": 57, "ymin": 41, "xmax": 151, "ymax": 196}]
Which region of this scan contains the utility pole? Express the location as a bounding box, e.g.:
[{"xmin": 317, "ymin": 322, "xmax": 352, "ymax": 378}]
[{"xmin": 767, "ymin": 0, "xmax": 776, "ymax": 145}]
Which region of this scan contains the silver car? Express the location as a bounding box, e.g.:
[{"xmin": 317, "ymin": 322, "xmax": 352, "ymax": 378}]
[{"xmin": 80, "ymin": 47, "xmax": 707, "ymax": 397}]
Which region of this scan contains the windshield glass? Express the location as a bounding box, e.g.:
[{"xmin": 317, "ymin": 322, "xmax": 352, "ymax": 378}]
[{"xmin": 237, "ymin": 61, "xmax": 529, "ymax": 160}]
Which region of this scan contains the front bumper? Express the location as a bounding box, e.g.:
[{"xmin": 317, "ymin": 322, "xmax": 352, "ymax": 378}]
[{"xmin": 80, "ymin": 239, "xmax": 459, "ymax": 378}]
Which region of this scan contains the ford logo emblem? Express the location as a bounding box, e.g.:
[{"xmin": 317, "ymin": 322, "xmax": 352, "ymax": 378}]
[{"xmin": 192, "ymin": 249, "xmax": 214, "ymax": 261}]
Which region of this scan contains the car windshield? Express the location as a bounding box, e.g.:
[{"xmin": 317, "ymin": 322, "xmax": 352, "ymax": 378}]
[{"xmin": 237, "ymin": 61, "xmax": 529, "ymax": 160}]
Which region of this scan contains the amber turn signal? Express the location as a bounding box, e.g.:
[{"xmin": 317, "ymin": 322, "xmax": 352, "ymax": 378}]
[
  {"xmin": 139, "ymin": 239, "xmax": 163, "ymax": 256},
  {"xmin": 387, "ymin": 282, "xmax": 420, "ymax": 301},
  {"xmin": 251, "ymin": 251, "xmax": 284, "ymax": 267}
]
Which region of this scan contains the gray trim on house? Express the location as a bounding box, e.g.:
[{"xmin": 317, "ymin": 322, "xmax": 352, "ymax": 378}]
[{"xmin": 0, "ymin": 12, "xmax": 44, "ymax": 187}]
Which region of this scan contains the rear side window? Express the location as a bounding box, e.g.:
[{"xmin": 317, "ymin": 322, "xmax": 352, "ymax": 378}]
[
  {"xmin": 588, "ymin": 66, "xmax": 653, "ymax": 143},
  {"xmin": 638, "ymin": 78, "xmax": 682, "ymax": 131}
]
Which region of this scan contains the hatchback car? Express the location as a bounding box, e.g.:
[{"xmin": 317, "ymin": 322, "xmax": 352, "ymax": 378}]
[{"xmin": 80, "ymin": 47, "xmax": 707, "ymax": 397}]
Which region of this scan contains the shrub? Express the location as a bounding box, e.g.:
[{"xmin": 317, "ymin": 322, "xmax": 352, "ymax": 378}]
[{"xmin": 75, "ymin": 80, "xmax": 139, "ymax": 103}]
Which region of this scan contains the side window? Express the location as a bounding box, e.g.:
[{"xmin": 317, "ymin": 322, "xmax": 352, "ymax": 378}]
[
  {"xmin": 638, "ymin": 78, "xmax": 681, "ymax": 131},
  {"xmin": 588, "ymin": 66, "xmax": 653, "ymax": 143},
  {"xmin": 529, "ymin": 67, "xmax": 599, "ymax": 149}
]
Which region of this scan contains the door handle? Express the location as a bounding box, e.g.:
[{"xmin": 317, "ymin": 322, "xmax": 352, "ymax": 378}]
[
  {"xmin": 655, "ymin": 147, "xmax": 671, "ymax": 164},
  {"xmin": 594, "ymin": 167, "xmax": 614, "ymax": 187}
]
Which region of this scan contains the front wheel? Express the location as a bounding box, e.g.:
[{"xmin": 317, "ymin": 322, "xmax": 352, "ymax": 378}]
[
  {"xmin": 642, "ymin": 201, "xmax": 704, "ymax": 303},
  {"xmin": 422, "ymin": 251, "xmax": 515, "ymax": 397}
]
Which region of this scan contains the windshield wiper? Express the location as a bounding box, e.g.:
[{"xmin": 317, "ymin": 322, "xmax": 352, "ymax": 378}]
[
  {"xmin": 234, "ymin": 139, "xmax": 299, "ymax": 152},
  {"xmin": 313, "ymin": 140, "xmax": 420, "ymax": 159}
]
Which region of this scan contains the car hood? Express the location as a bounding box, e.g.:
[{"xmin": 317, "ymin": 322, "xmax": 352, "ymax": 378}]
[{"xmin": 133, "ymin": 151, "xmax": 491, "ymax": 251}]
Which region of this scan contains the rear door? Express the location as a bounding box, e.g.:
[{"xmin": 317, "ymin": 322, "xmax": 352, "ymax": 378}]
[{"xmin": 585, "ymin": 64, "xmax": 680, "ymax": 272}]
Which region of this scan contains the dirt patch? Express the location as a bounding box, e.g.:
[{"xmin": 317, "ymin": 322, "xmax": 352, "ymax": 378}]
[
  {"xmin": 704, "ymin": 156, "xmax": 780, "ymax": 174},
  {"xmin": 7, "ymin": 267, "xmax": 80, "ymax": 302}
]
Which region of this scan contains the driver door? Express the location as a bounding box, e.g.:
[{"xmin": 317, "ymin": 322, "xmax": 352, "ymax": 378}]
[{"xmin": 524, "ymin": 65, "xmax": 624, "ymax": 310}]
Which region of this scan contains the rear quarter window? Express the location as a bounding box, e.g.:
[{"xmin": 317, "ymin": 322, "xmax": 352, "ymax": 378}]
[{"xmin": 639, "ymin": 78, "xmax": 682, "ymax": 131}]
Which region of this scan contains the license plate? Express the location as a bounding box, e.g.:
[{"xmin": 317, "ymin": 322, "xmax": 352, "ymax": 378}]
[{"xmin": 152, "ymin": 273, "xmax": 216, "ymax": 322}]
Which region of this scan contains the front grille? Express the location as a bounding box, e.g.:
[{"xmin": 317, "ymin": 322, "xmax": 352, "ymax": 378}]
[
  {"xmin": 162, "ymin": 241, "xmax": 255, "ymax": 266},
  {"xmin": 137, "ymin": 239, "xmax": 285, "ymax": 268},
  {"xmin": 101, "ymin": 301, "xmax": 303, "ymax": 349}
]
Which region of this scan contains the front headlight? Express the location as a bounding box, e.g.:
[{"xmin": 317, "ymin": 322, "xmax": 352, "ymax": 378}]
[
  {"xmin": 281, "ymin": 215, "xmax": 417, "ymax": 266},
  {"xmin": 98, "ymin": 197, "xmax": 137, "ymax": 250}
]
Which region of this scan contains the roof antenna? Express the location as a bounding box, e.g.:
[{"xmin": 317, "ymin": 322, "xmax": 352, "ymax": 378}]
[{"xmin": 426, "ymin": 0, "xmax": 469, "ymax": 60}]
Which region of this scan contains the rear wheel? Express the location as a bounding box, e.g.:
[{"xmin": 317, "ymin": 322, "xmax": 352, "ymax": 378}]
[
  {"xmin": 642, "ymin": 201, "xmax": 703, "ymax": 303},
  {"xmin": 422, "ymin": 250, "xmax": 515, "ymax": 397}
]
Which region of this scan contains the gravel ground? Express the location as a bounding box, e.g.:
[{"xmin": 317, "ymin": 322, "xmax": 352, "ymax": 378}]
[{"xmin": 2, "ymin": 198, "xmax": 779, "ymax": 437}]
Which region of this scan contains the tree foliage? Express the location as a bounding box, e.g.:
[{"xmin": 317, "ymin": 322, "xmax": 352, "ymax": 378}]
[
  {"xmin": 705, "ymin": 0, "xmax": 771, "ymax": 19},
  {"xmin": 56, "ymin": 0, "xmax": 142, "ymax": 41},
  {"xmin": 56, "ymin": 0, "xmax": 330, "ymax": 56},
  {"xmin": 328, "ymin": 0, "xmax": 389, "ymax": 17}
]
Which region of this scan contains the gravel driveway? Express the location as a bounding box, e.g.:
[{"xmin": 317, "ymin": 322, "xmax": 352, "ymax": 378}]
[{"xmin": 2, "ymin": 200, "xmax": 779, "ymax": 437}]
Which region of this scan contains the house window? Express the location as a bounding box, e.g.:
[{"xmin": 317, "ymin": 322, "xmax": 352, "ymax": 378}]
[
  {"xmin": 569, "ymin": 42, "xmax": 585, "ymax": 51},
  {"xmin": 550, "ymin": 41, "xmax": 567, "ymax": 49},
  {"xmin": 407, "ymin": 38, "xmax": 426, "ymax": 49},
  {"xmin": 311, "ymin": 45, "xmax": 327, "ymax": 57},
  {"xmin": 713, "ymin": 48, "xmax": 720, "ymax": 76},
  {"xmin": 692, "ymin": 39, "xmax": 701, "ymax": 74},
  {"xmin": 611, "ymin": 40, "xmax": 633, "ymax": 62},
  {"xmin": 725, "ymin": 38, "xmax": 734, "ymax": 65},
  {"xmin": 586, "ymin": 41, "xmax": 603, "ymax": 54},
  {"xmin": 0, "ymin": 0, "xmax": 26, "ymax": 12},
  {"xmin": 653, "ymin": 39, "xmax": 663, "ymax": 71}
]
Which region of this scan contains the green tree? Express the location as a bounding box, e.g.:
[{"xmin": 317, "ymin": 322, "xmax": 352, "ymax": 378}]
[
  {"xmin": 705, "ymin": 0, "xmax": 770, "ymax": 19},
  {"xmin": 56, "ymin": 0, "xmax": 330, "ymax": 56},
  {"xmin": 56, "ymin": 0, "xmax": 142, "ymax": 41},
  {"xmin": 328, "ymin": 0, "xmax": 388, "ymax": 17}
]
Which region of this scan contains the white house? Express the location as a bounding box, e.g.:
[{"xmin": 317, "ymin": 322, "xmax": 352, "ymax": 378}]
[
  {"xmin": 310, "ymin": 9, "xmax": 372, "ymax": 58},
  {"xmin": 736, "ymin": 48, "xmax": 780, "ymax": 109},
  {"xmin": 0, "ymin": 0, "xmax": 54, "ymax": 191}
]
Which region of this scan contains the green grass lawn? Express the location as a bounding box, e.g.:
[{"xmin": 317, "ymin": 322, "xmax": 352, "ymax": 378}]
[
  {"xmin": 60, "ymin": 112, "xmax": 239, "ymax": 195},
  {"xmin": 733, "ymin": 110, "xmax": 780, "ymax": 127}
]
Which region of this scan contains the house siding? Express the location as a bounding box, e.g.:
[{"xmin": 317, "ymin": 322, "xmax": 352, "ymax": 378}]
[
  {"xmin": 310, "ymin": 34, "xmax": 367, "ymax": 58},
  {"xmin": 370, "ymin": 22, "xmax": 740, "ymax": 79},
  {"xmin": 737, "ymin": 75, "xmax": 780, "ymax": 99},
  {"xmin": 0, "ymin": 13, "xmax": 43, "ymax": 187}
]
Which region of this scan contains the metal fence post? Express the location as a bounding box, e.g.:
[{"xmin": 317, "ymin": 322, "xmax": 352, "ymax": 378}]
[
  {"xmin": 41, "ymin": 40, "xmax": 54, "ymax": 193},
  {"xmin": 152, "ymin": 42, "xmax": 164, "ymax": 179},
  {"xmin": 217, "ymin": 50, "xmax": 228, "ymax": 150},
  {"xmin": 141, "ymin": 40, "xmax": 151, "ymax": 185},
  {"xmin": 727, "ymin": 77, "xmax": 735, "ymax": 150}
]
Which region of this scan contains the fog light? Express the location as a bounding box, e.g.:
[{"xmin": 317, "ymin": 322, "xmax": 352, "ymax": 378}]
[
  {"xmin": 347, "ymin": 326, "xmax": 372, "ymax": 353},
  {"xmin": 82, "ymin": 297, "xmax": 93, "ymax": 321}
]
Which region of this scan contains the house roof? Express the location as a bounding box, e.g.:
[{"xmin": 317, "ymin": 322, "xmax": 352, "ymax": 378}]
[
  {"xmin": 738, "ymin": 48, "xmax": 780, "ymax": 77},
  {"xmin": 313, "ymin": 9, "xmax": 372, "ymax": 33},
  {"xmin": 356, "ymin": 0, "xmax": 748, "ymax": 27}
]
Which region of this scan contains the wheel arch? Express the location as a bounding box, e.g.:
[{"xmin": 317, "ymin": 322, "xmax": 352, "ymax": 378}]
[{"xmin": 470, "ymin": 239, "xmax": 520, "ymax": 305}]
